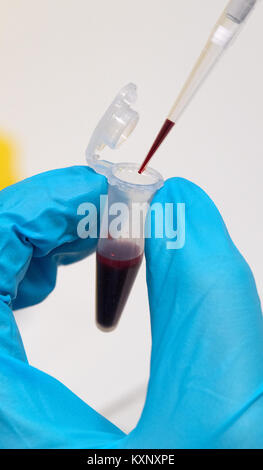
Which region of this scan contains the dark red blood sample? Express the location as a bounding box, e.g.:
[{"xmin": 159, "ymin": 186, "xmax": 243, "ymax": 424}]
[
  {"xmin": 96, "ymin": 241, "xmax": 143, "ymax": 331},
  {"xmin": 138, "ymin": 118, "xmax": 175, "ymax": 174}
]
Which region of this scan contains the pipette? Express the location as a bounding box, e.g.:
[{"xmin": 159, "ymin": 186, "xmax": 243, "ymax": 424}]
[{"xmin": 138, "ymin": 0, "xmax": 259, "ymax": 173}]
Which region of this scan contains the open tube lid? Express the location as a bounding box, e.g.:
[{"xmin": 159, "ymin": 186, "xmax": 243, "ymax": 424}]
[{"xmin": 86, "ymin": 83, "xmax": 139, "ymax": 177}]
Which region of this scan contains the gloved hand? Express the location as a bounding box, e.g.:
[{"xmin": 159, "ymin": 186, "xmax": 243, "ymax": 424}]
[{"xmin": 0, "ymin": 166, "xmax": 263, "ymax": 449}]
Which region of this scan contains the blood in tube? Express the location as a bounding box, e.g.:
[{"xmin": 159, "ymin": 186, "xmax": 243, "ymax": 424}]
[{"xmin": 96, "ymin": 240, "xmax": 143, "ymax": 331}]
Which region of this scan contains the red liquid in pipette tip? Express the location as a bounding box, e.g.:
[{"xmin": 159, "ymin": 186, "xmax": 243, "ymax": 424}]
[
  {"xmin": 96, "ymin": 240, "xmax": 143, "ymax": 331},
  {"xmin": 138, "ymin": 118, "xmax": 175, "ymax": 174}
]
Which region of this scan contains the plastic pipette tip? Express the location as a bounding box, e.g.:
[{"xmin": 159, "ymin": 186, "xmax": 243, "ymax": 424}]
[{"xmin": 138, "ymin": 119, "xmax": 175, "ymax": 173}]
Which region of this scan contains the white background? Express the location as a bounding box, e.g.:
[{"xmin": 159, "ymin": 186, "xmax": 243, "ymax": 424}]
[{"xmin": 1, "ymin": 0, "xmax": 263, "ymax": 433}]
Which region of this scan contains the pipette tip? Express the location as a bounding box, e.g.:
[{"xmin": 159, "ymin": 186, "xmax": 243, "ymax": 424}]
[{"xmin": 138, "ymin": 119, "xmax": 175, "ymax": 173}]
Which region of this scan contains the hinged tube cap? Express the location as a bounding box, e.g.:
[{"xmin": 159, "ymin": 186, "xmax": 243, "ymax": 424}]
[{"xmin": 86, "ymin": 83, "xmax": 139, "ymax": 176}]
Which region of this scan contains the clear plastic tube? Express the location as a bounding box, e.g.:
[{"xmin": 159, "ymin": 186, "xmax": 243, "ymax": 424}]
[
  {"xmin": 86, "ymin": 84, "xmax": 164, "ymax": 331},
  {"xmin": 96, "ymin": 163, "xmax": 163, "ymax": 331}
]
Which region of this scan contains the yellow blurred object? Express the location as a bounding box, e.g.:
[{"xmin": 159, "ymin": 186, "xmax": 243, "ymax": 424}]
[{"xmin": 0, "ymin": 134, "xmax": 20, "ymax": 190}]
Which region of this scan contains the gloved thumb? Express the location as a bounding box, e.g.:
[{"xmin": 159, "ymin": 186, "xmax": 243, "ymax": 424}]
[{"xmin": 129, "ymin": 177, "xmax": 263, "ymax": 449}]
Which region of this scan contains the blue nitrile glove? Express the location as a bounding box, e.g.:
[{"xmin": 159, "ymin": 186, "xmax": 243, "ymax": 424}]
[
  {"xmin": 120, "ymin": 177, "xmax": 263, "ymax": 449},
  {"xmin": 0, "ymin": 166, "xmax": 124, "ymax": 449},
  {"xmin": 0, "ymin": 167, "xmax": 263, "ymax": 449}
]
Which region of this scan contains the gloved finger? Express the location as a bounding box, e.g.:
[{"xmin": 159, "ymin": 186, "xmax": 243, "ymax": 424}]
[
  {"xmin": 145, "ymin": 177, "xmax": 262, "ymax": 339},
  {"xmin": 0, "ymin": 166, "xmax": 107, "ymax": 359},
  {"xmin": 128, "ymin": 177, "xmax": 263, "ymax": 449},
  {"xmin": 13, "ymin": 235, "xmax": 101, "ymax": 310},
  {"xmin": 5, "ymin": 165, "xmax": 107, "ymax": 309}
]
